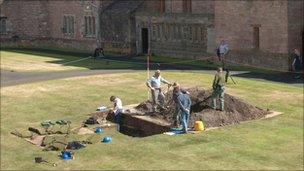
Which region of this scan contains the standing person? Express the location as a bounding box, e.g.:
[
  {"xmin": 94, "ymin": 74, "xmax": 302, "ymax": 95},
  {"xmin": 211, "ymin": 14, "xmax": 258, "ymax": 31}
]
[
  {"xmin": 110, "ymin": 96, "xmax": 123, "ymax": 131},
  {"xmin": 291, "ymin": 48, "xmax": 303, "ymax": 79},
  {"xmin": 172, "ymin": 82, "xmax": 189, "ymax": 127},
  {"xmin": 217, "ymin": 40, "xmax": 229, "ymax": 62},
  {"xmin": 211, "ymin": 67, "xmax": 226, "ymax": 111},
  {"xmin": 176, "ymin": 89, "xmax": 192, "ymax": 134},
  {"xmin": 146, "ymin": 70, "xmax": 172, "ymax": 112}
]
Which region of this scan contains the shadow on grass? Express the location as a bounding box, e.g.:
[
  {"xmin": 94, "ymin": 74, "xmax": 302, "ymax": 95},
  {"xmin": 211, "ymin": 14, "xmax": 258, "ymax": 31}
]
[
  {"xmin": 1, "ymin": 47, "xmax": 217, "ymax": 71},
  {"xmin": 1, "ymin": 47, "xmax": 303, "ymax": 84},
  {"xmin": 233, "ymin": 72, "xmax": 303, "ymax": 84}
]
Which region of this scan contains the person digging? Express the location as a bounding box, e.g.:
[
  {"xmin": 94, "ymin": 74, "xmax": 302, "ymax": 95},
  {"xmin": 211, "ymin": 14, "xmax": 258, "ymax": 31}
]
[
  {"xmin": 146, "ymin": 70, "xmax": 172, "ymax": 112},
  {"xmin": 211, "ymin": 67, "xmax": 226, "ymax": 111},
  {"xmin": 172, "ymin": 82, "xmax": 190, "ymax": 128}
]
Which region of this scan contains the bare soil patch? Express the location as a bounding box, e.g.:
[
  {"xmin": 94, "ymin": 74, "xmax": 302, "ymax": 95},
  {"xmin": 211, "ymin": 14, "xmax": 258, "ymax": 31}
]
[{"xmin": 135, "ymin": 87, "xmax": 270, "ymax": 128}]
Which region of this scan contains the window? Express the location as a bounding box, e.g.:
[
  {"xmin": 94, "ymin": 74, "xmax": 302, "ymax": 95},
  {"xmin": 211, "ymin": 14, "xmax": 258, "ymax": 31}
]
[
  {"xmin": 159, "ymin": 0, "xmax": 165, "ymax": 13},
  {"xmin": 84, "ymin": 16, "xmax": 96, "ymax": 37},
  {"xmin": 165, "ymin": 0, "xmax": 172, "ymax": 13},
  {"xmin": 157, "ymin": 24, "xmax": 161, "ymax": 39},
  {"xmin": 189, "ymin": 26, "xmax": 193, "ymax": 41},
  {"xmin": 63, "ymin": 15, "xmax": 75, "ymax": 35},
  {"xmin": 152, "ymin": 24, "xmax": 157, "ymax": 41},
  {"xmin": 0, "ymin": 17, "xmax": 7, "ymax": 34},
  {"xmin": 183, "ymin": 0, "xmax": 192, "ymax": 13},
  {"xmin": 253, "ymin": 26, "xmax": 260, "ymax": 49},
  {"xmin": 178, "ymin": 26, "xmax": 182, "ymax": 40},
  {"xmin": 200, "ymin": 27, "xmax": 205, "ymax": 41},
  {"xmin": 183, "ymin": 26, "xmax": 188, "ymax": 40}
]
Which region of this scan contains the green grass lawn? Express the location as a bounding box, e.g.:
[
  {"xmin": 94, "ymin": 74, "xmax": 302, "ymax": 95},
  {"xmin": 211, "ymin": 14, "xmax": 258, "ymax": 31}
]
[
  {"xmin": 1, "ymin": 71, "xmax": 303, "ymax": 170},
  {"xmin": 0, "ymin": 49, "xmax": 141, "ymax": 72}
]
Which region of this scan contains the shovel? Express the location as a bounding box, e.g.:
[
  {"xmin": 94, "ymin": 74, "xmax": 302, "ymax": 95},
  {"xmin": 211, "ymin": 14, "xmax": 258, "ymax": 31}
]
[{"xmin": 35, "ymin": 157, "xmax": 57, "ymax": 167}]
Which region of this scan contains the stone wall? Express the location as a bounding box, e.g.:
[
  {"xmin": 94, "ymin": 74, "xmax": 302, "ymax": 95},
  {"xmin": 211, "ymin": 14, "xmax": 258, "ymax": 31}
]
[
  {"xmin": 135, "ymin": 13, "xmax": 215, "ymax": 58},
  {"xmin": 1, "ymin": 0, "xmax": 105, "ymax": 51},
  {"xmin": 100, "ymin": 13, "xmax": 133, "ymax": 54},
  {"xmin": 47, "ymin": 0, "xmax": 102, "ymax": 51},
  {"xmin": 214, "ymin": 0, "xmax": 301, "ymax": 71},
  {"xmin": 192, "ymin": 0, "xmax": 214, "ymax": 14},
  {"xmin": 287, "ymin": 0, "xmax": 304, "ymax": 52},
  {"xmin": 0, "ymin": 0, "xmax": 49, "ymax": 39},
  {"xmin": 133, "ymin": 0, "xmax": 216, "ymax": 58},
  {"xmin": 99, "ymin": 0, "xmax": 143, "ymax": 54},
  {"xmin": 1, "ymin": 0, "xmax": 300, "ymax": 71},
  {"xmin": 225, "ymin": 50, "xmax": 290, "ymax": 71},
  {"xmin": 215, "ymin": 1, "xmax": 289, "ymax": 53}
]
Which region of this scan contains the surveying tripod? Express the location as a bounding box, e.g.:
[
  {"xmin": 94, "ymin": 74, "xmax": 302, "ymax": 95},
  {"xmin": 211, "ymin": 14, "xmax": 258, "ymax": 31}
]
[{"xmin": 225, "ymin": 68, "xmax": 236, "ymax": 84}]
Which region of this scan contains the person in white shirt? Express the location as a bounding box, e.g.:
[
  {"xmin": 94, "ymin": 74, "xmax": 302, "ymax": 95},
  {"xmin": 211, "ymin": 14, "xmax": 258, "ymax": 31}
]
[
  {"xmin": 110, "ymin": 96, "xmax": 123, "ymax": 131},
  {"xmin": 217, "ymin": 40, "xmax": 229, "ymax": 62},
  {"xmin": 146, "ymin": 70, "xmax": 171, "ymax": 112}
]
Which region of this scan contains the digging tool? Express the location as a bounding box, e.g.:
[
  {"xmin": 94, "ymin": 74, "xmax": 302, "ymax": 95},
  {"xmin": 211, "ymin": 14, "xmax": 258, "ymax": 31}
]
[
  {"xmin": 163, "ymin": 84, "xmax": 173, "ymax": 106},
  {"xmin": 35, "ymin": 157, "xmax": 57, "ymax": 167}
]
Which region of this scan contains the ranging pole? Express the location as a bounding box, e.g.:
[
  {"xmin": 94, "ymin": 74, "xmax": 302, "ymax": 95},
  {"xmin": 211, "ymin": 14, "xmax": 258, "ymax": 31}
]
[
  {"xmin": 147, "ymin": 16, "xmax": 152, "ymax": 100},
  {"xmin": 147, "ymin": 51, "xmax": 150, "ymax": 100}
]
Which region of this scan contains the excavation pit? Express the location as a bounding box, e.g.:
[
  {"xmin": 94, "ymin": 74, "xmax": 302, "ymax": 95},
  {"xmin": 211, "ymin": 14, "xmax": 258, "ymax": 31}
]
[{"xmin": 93, "ymin": 87, "xmax": 272, "ymax": 137}]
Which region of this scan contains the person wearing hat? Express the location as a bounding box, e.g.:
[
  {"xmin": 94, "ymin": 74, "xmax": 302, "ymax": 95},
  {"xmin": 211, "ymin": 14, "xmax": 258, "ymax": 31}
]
[
  {"xmin": 176, "ymin": 87, "xmax": 192, "ymax": 133},
  {"xmin": 211, "ymin": 67, "xmax": 226, "ymax": 111},
  {"xmin": 110, "ymin": 96, "xmax": 123, "ymax": 131},
  {"xmin": 172, "ymin": 82, "xmax": 189, "ymax": 127},
  {"xmin": 146, "ymin": 70, "xmax": 172, "ymax": 111}
]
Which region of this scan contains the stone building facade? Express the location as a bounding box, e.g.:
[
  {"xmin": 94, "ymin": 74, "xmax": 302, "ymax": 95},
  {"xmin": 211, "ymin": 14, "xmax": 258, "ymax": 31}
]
[
  {"xmin": 0, "ymin": 0, "xmax": 303, "ymax": 71},
  {"xmin": 215, "ymin": 0, "xmax": 303, "ymax": 70},
  {"xmin": 0, "ymin": 0, "xmax": 107, "ymax": 50},
  {"xmin": 134, "ymin": 0, "xmax": 215, "ymax": 58}
]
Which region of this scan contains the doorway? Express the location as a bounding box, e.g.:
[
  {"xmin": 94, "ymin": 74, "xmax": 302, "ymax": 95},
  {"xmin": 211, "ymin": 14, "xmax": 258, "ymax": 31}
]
[{"xmin": 141, "ymin": 28, "xmax": 149, "ymax": 54}]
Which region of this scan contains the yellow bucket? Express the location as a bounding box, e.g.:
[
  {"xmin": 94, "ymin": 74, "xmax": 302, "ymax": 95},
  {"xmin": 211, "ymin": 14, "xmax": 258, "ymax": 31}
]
[{"xmin": 194, "ymin": 121, "xmax": 204, "ymax": 131}]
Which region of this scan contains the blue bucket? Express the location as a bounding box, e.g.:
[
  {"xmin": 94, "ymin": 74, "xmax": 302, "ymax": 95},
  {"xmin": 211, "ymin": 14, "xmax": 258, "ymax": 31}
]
[
  {"xmin": 61, "ymin": 151, "xmax": 72, "ymax": 160},
  {"xmin": 102, "ymin": 136, "xmax": 112, "ymax": 143},
  {"xmin": 95, "ymin": 127, "xmax": 103, "ymax": 134},
  {"xmin": 61, "ymin": 153, "xmax": 70, "ymax": 160}
]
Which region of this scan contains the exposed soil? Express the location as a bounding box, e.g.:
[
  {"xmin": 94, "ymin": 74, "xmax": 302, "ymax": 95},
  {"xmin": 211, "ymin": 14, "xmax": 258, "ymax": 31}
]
[{"xmin": 135, "ymin": 87, "xmax": 270, "ymax": 128}]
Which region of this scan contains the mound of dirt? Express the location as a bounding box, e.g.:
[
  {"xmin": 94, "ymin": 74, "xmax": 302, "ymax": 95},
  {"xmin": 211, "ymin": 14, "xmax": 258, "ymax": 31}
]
[{"xmin": 135, "ymin": 87, "xmax": 269, "ymax": 128}]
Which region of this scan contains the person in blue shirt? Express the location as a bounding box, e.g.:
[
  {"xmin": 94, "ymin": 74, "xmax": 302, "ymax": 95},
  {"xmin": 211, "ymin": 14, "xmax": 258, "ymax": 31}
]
[
  {"xmin": 172, "ymin": 82, "xmax": 189, "ymax": 127},
  {"xmin": 176, "ymin": 86, "xmax": 192, "ymax": 133},
  {"xmin": 146, "ymin": 70, "xmax": 171, "ymax": 112}
]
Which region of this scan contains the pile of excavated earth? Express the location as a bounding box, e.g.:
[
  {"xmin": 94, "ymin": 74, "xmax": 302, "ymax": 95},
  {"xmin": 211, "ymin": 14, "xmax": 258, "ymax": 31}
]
[{"xmin": 135, "ymin": 87, "xmax": 270, "ymax": 128}]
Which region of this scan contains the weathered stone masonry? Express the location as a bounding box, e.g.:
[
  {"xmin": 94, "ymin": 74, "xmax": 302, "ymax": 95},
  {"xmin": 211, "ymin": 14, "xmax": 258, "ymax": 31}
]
[{"xmin": 0, "ymin": 0, "xmax": 303, "ymax": 71}]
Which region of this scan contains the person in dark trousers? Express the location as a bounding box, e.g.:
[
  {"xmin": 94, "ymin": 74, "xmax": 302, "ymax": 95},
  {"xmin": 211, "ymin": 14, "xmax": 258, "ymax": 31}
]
[
  {"xmin": 176, "ymin": 88, "xmax": 192, "ymax": 134},
  {"xmin": 216, "ymin": 40, "xmax": 229, "ymax": 62},
  {"xmin": 110, "ymin": 96, "xmax": 123, "ymax": 131},
  {"xmin": 172, "ymin": 82, "xmax": 190, "ymax": 128},
  {"xmin": 211, "ymin": 67, "xmax": 226, "ymax": 111},
  {"xmin": 93, "ymin": 46, "xmax": 105, "ymax": 59},
  {"xmin": 291, "ymin": 48, "xmax": 303, "ymax": 79}
]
